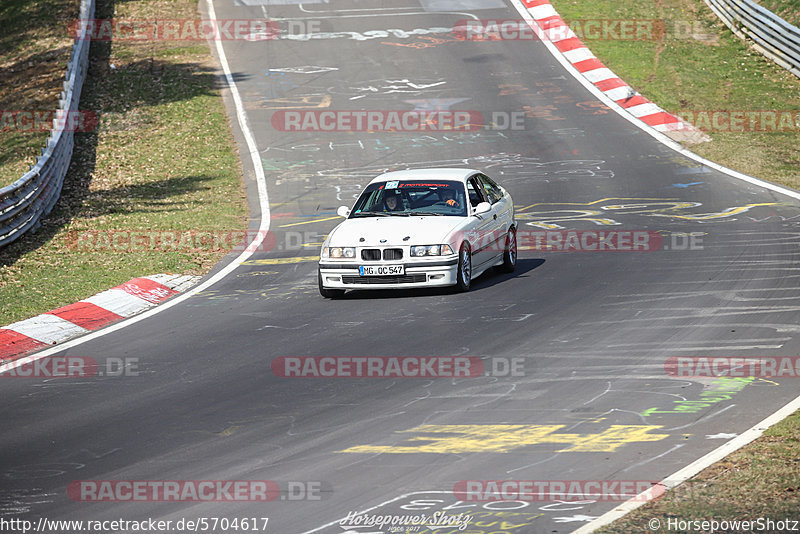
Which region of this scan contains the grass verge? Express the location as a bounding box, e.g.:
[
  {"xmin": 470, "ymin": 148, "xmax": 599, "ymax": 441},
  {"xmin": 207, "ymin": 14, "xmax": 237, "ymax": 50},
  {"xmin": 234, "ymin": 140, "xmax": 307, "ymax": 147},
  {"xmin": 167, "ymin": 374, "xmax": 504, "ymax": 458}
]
[
  {"xmin": 596, "ymin": 410, "xmax": 800, "ymax": 533},
  {"xmin": 551, "ymin": 0, "xmax": 800, "ymax": 191},
  {"xmin": 548, "ymin": 0, "xmax": 800, "ymax": 529},
  {"xmin": 0, "ymin": 0, "xmax": 247, "ymax": 325},
  {"xmin": 0, "ymin": 0, "xmax": 80, "ymax": 186}
]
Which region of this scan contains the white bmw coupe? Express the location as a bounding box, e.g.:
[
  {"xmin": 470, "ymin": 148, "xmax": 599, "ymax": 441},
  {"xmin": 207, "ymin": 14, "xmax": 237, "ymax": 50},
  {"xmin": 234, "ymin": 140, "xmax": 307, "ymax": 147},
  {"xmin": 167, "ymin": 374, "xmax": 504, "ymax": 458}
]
[{"xmin": 318, "ymin": 168, "xmax": 516, "ymax": 297}]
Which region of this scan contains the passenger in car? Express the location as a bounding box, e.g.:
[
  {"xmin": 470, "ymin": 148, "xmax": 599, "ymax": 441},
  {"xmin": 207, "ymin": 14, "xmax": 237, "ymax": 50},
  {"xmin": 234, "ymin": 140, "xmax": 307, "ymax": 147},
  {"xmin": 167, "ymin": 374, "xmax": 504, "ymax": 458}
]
[{"xmin": 441, "ymin": 188, "xmax": 461, "ymax": 208}]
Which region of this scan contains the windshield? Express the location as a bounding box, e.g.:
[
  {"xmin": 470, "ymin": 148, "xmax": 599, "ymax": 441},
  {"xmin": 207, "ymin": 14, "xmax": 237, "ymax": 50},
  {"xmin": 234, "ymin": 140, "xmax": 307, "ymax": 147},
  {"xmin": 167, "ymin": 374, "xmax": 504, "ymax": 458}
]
[{"xmin": 350, "ymin": 180, "xmax": 468, "ymax": 218}]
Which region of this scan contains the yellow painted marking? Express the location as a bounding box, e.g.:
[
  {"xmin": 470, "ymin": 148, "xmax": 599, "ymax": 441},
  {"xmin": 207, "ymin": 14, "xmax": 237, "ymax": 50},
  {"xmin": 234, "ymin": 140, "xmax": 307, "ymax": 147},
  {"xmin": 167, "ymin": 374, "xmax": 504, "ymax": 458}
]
[
  {"xmin": 517, "ymin": 218, "xmax": 620, "ymax": 229},
  {"xmin": 338, "ymin": 424, "xmax": 668, "ymax": 454},
  {"xmin": 263, "ymin": 95, "xmax": 331, "ymax": 109},
  {"xmin": 241, "ymin": 256, "xmax": 318, "ymax": 265},
  {"xmin": 517, "ymin": 209, "xmax": 603, "ymax": 219},
  {"xmin": 517, "ymin": 198, "xmax": 781, "ymax": 221},
  {"xmin": 279, "ymin": 216, "xmax": 341, "ymax": 228},
  {"xmin": 755, "ymin": 377, "xmax": 780, "ymax": 386},
  {"xmin": 603, "ymin": 202, "xmax": 699, "ymax": 212},
  {"xmin": 517, "ymin": 198, "xmax": 675, "ymax": 213},
  {"xmin": 236, "ymin": 271, "xmax": 279, "ymax": 277},
  {"xmin": 650, "ymin": 203, "xmax": 777, "ymax": 220}
]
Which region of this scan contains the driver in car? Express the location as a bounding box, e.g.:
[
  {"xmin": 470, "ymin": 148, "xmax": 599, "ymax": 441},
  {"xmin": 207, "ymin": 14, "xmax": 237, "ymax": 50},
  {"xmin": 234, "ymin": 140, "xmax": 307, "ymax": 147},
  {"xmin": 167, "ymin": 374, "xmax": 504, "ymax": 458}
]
[{"xmin": 384, "ymin": 191, "xmax": 402, "ymax": 211}]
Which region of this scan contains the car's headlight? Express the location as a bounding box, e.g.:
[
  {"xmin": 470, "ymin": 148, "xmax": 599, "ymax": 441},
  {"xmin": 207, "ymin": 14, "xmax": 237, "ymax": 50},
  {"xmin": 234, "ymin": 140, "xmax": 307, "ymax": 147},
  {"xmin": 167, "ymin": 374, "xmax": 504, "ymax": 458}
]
[
  {"xmin": 410, "ymin": 244, "xmax": 454, "ymax": 256},
  {"xmin": 321, "ymin": 247, "xmax": 356, "ymax": 259}
]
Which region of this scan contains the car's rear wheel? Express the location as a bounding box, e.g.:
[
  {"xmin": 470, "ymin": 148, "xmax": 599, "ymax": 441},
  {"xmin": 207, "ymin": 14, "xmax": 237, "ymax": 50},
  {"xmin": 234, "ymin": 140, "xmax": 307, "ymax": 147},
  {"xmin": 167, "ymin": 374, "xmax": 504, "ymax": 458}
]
[
  {"xmin": 499, "ymin": 226, "xmax": 517, "ymax": 273},
  {"xmin": 455, "ymin": 242, "xmax": 472, "ymax": 292},
  {"xmin": 318, "ymin": 270, "xmax": 344, "ymax": 299}
]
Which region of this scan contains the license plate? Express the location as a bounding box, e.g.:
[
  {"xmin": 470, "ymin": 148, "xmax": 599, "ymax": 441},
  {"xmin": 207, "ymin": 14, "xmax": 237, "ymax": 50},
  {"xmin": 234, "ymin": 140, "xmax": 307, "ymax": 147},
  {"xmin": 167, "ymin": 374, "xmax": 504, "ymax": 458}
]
[{"xmin": 359, "ymin": 265, "xmax": 404, "ymax": 276}]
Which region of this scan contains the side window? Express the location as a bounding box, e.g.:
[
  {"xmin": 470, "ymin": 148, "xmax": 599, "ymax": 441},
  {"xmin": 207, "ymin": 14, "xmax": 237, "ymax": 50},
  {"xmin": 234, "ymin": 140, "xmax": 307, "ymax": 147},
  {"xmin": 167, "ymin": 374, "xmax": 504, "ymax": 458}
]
[
  {"xmin": 467, "ymin": 177, "xmax": 488, "ymax": 208},
  {"xmin": 478, "ymin": 174, "xmax": 503, "ymax": 204},
  {"xmin": 366, "ymin": 189, "xmax": 384, "ymax": 211}
]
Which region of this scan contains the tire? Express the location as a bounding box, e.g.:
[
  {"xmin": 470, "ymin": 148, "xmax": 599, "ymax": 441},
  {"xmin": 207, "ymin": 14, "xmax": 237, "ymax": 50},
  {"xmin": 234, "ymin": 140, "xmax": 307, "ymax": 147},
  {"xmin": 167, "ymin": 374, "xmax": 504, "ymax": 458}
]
[
  {"xmin": 499, "ymin": 227, "xmax": 517, "ymax": 273},
  {"xmin": 455, "ymin": 242, "xmax": 472, "ymax": 292},
  {"xmin": 318, "ymin": 270, "xmax": 344, "ymax": 299}
]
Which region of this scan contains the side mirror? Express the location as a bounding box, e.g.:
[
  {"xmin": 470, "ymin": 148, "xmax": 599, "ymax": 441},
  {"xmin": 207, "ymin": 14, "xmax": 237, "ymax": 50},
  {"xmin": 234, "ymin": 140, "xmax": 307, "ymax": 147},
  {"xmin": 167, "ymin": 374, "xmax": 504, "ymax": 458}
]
[
  {"xmin": 337, "ymin": 206, "xmax": 351, "ymax": 218},
  {"xmin": 473, "ymin": 202, "xmax": 491, "ymax": 216}
]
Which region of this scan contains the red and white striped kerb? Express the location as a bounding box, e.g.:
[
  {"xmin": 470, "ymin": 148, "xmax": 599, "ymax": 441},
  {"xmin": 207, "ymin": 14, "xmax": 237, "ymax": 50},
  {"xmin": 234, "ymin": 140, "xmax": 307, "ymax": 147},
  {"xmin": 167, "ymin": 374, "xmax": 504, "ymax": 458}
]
[
  {"xmin": 1, "ymin": 274, "xmax": 197, "ymax": 362},
  {"xmin": 522, "ymin": 0, "xmax": 699, "ymax": 134}
]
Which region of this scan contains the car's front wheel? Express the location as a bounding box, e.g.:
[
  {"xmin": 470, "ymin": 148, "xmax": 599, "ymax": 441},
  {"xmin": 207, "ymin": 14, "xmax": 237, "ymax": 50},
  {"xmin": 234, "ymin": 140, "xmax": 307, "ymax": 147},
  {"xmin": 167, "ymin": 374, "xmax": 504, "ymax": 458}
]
[
  {"xmin": 499, "ymin": 226, "xmax": 517, "ymax": 273},
  {"xmin": 318, "ymin": 270, "xmax": 345, "ymax": 299},
  {"xmin": 455, "ymin": 242, "xmax": 472, "ymax": 292}
]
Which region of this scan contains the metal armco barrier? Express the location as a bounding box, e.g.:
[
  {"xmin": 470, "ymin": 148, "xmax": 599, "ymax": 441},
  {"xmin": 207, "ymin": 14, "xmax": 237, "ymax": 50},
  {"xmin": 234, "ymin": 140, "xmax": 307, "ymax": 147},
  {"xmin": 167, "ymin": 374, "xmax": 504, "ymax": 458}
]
[
  {"xmin": 0, "ymin": 0, "xmax": 95, "ymax": 248},
  {"xmin": 705, "ymin": 0, "xmax": 800, "ymax": 78}
]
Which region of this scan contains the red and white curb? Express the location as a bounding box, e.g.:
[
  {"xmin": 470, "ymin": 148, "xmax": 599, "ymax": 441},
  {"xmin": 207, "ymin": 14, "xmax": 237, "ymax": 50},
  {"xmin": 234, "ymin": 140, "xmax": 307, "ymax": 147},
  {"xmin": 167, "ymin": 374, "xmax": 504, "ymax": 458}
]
[
  {"xmin": 0, "ymin": 274, "xmax": 199, "ymax": 362},
  {"xmin": 521, "ymin": 0, "xmax": 710, "ymax": 143}
]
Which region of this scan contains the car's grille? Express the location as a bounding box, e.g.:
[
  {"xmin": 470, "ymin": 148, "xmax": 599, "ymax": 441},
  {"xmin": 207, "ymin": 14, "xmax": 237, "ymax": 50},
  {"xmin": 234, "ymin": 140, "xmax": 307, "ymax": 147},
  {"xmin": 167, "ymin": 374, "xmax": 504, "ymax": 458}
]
[
  {"xmin": 383, "ymin": 248, "xmax": 403, "ymax": 260},
  {"xmin": 361, "ymin": 248, "xmax": 404, "ymax": 260},
  {"xmin": 342, "ymin": 274, "xmax": 427, "ymax": 285},
  {"xmin": 361, "ymin": 249, "xmax": 381, "ymax": 261}
]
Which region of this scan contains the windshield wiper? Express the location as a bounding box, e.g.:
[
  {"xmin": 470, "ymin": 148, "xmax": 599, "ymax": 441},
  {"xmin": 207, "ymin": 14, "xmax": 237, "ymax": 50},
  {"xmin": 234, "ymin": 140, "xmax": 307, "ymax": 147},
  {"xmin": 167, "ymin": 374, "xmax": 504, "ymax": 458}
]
[
  {"xmin": 410, "ymin": 211, "xmax": 444, "ymax": 216},
  {"xmin": 354, "ymin": 211, "xmax": 390, "ymax": 217}
]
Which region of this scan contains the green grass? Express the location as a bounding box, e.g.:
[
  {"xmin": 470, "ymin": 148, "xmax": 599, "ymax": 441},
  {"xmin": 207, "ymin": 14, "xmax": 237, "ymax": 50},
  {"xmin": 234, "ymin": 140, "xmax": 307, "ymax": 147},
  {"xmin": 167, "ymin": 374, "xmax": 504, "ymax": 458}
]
[
  {"xmin": 0, "ymin": 0, "xmax": 247, "ymax": 324},
  {"xmin": 551, "ymin": 0, "xmax": 800, "ymax": 190},
  {"xmin": 0, "ymin": 0, "xmax": 80, "ymax": 186}
]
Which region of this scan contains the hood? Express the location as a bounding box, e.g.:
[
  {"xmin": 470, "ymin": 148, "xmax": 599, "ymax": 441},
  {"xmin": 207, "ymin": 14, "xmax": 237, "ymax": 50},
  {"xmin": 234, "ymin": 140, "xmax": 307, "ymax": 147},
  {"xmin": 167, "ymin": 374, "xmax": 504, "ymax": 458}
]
[{"xmin": 328, "ymin": 216, "xmax": 463, "ymax": 247}]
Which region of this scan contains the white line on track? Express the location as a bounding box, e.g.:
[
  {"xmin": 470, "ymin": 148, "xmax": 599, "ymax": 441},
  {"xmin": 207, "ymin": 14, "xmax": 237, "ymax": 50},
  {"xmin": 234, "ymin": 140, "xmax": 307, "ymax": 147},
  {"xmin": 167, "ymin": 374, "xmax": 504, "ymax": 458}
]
[
  {"xmin": 299, "ymin": 6, "xmax": 418, "ymax": 13},
  {"xmin": 264, "ymin": 6, "xmax": 481, "ymax": 21},
  {"xmin": 0, "ymin": 0, "xmax": 270, "ymax": 375}
]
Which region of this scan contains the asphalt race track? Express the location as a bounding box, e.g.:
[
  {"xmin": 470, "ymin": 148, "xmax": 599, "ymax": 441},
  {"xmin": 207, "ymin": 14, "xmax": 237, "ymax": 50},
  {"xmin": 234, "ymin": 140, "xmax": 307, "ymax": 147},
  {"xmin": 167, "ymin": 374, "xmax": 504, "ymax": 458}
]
[{"xmin": 3, "ymin": 1, "xmax": 800, "ymax": 533}]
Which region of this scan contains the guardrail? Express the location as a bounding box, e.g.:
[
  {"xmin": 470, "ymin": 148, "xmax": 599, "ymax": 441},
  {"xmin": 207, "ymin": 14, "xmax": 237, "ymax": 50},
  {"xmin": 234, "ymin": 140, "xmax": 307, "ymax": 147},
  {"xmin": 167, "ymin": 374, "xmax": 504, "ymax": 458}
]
[
  {"xmin": 0, "ymin": 0, "xmax": 95, "ymax": 248},
  {"xmin": 705, "ymin": 0, "xmax": 800, "ymax": 78}
]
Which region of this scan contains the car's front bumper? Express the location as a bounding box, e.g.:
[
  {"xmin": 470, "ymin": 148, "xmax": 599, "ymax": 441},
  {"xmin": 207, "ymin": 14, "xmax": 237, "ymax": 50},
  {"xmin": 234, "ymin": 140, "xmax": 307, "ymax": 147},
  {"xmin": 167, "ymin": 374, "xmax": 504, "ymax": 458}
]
[{"xmin": 318, "ymin": 258, "xmax": 459, "ymax": 290}]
